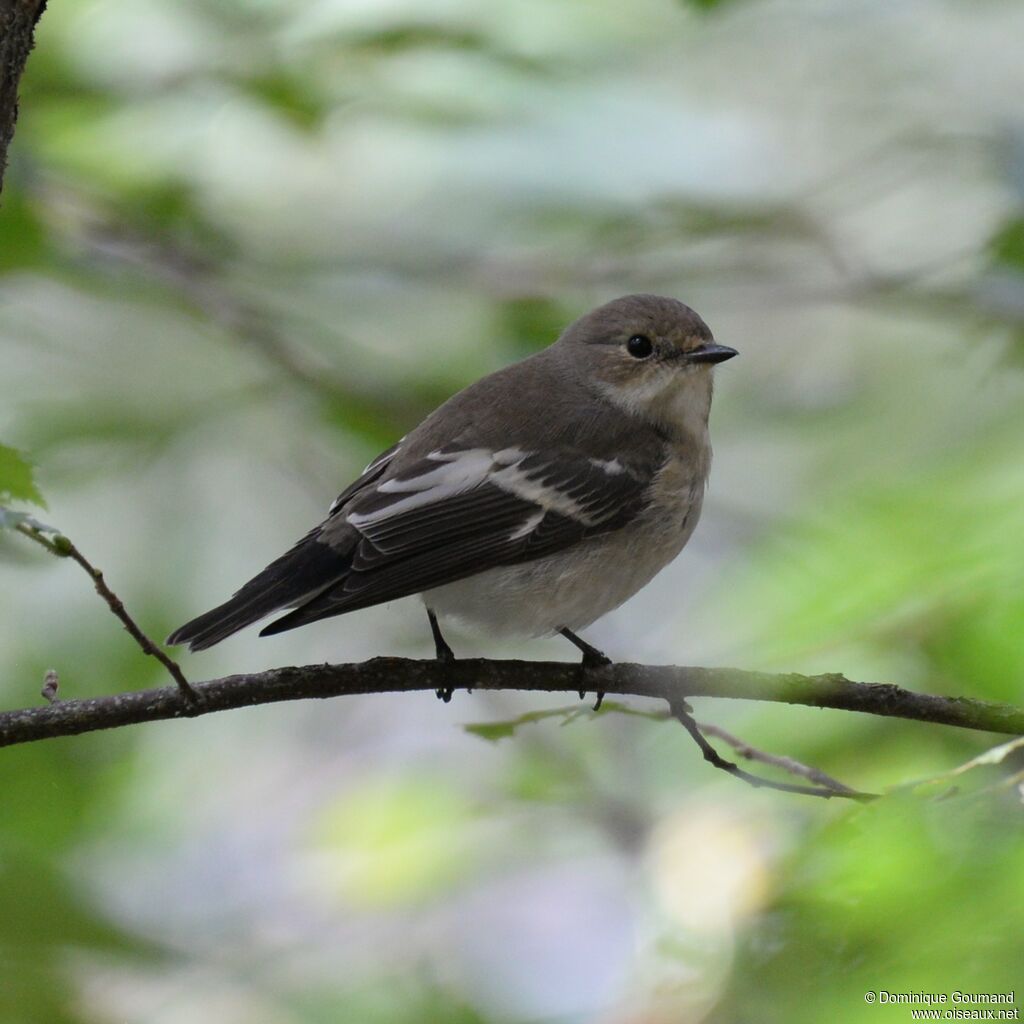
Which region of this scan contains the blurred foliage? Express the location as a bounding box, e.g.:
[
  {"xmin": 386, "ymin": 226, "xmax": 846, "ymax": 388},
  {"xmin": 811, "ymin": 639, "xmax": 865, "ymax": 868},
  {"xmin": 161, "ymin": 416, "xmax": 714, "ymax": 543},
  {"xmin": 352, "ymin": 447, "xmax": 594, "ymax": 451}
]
[
  {"xmin": 681, "ymin": 0, "xmax": 737, "ymax": 10},
  {"xmin": 308, "ymin": 776, "xmax": 482, "ymax": 908},
  {"xmin": 0, "ymin": 732, "xmax": 168, "ymax": 1024},
  {"xmin": 717, "ymin": 793, "xmax": 1024, "ymax": 1024},
  {"xmin": 1, "ymin": 0, "xmax": 1024, "ymax": 1022},
  {"xmin": 990, "ymin": 217, "xmax": 1024, "ymax": 271},
  {"xmin": 721, "ymin": 449, "xmax": 1024, "ymax": 701}
]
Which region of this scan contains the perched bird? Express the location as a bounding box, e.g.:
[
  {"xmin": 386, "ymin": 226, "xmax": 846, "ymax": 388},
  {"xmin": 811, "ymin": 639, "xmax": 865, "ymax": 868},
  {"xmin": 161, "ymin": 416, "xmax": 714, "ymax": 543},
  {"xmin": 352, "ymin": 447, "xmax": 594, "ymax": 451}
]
[{"xmin": 167, "ymin": 294, "xmax": 736, "ymax": 696}]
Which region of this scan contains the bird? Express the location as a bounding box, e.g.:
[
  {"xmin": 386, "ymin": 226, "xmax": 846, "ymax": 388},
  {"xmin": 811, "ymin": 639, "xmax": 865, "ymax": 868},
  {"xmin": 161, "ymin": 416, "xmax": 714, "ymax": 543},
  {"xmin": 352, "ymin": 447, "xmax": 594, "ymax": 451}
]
[{"xmin": 167, "ymin": 294, "xmax": 737, "ymax": 699}]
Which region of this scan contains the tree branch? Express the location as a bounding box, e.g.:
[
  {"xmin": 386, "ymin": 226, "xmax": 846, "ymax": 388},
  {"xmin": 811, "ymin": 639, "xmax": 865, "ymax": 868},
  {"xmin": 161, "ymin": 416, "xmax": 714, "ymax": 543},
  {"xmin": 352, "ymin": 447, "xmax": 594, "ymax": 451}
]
[
  {"xmin": 0, "ymin": 0, "xmax": 47, "ymax": 197},
  {"xmin": 10, "ymin": 514, "xmax": 198, "ymax": 701},
  {"xmin": 1, "ymin": 658, "xmax": 1022, "ymax": 751}
]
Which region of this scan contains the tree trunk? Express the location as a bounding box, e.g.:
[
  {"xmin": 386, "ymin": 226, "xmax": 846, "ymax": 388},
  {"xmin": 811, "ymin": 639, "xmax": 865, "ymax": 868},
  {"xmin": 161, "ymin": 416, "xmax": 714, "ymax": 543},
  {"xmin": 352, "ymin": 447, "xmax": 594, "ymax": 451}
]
[{"xmin": 0, "ymin": 0, "xmax": 47, "ymax": 197}]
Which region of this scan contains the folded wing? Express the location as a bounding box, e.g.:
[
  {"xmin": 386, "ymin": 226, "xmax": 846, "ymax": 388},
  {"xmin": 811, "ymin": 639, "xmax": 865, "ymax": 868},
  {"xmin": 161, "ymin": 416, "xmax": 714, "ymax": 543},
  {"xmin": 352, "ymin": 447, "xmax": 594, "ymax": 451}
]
[{"xmin": 259, "ymin": 446, "xmax": 652, "ymax": 635}]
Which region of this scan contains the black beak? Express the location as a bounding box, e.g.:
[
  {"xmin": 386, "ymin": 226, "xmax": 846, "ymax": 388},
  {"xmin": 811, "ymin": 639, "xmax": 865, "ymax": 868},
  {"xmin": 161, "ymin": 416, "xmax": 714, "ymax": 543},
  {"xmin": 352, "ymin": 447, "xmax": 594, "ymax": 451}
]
[{"xmin": 687, "ymin": 342, "xmax": 738, "ymax": 365}]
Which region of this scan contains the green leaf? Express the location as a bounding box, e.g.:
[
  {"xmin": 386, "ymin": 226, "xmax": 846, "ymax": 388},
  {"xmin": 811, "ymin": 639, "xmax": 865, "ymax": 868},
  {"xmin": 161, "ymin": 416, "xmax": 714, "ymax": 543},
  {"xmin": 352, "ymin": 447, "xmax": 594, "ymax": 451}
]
[
  {"xmin": 903, "ymin": 736, "xmax": 1024, "ymax": 796},
  {"xmin": 0, "ymin": 444, "xmax": 46, "ymax": 508},
  {"xmin": 467, "ymin": 704, "xmax": 606, "ymax": 741},
  {"xmin": 464, "ymin": 700, "xmax": 664, "ymax": 742}
]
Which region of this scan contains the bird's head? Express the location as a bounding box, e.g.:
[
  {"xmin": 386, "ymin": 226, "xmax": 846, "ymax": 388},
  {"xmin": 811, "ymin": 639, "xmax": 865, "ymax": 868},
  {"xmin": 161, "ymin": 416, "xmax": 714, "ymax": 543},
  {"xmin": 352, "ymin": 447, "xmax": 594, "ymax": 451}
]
[{"xmin": 556, "ymin": 293, "xmax": 737, "ymax": 434}]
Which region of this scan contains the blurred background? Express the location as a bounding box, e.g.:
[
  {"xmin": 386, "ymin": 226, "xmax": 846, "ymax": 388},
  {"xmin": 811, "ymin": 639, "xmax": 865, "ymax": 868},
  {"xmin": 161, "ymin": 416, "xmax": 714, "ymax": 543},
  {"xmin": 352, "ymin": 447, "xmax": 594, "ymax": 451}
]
[{"xmin": 2, "ymin": 0, "xmax": 1023, "ymax": 1020}]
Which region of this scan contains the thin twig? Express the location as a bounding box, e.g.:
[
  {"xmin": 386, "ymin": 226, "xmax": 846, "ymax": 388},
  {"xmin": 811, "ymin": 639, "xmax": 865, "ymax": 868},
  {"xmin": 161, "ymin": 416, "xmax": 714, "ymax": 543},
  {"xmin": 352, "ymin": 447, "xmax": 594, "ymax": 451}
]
[
  {"xmin": 669, "ymin": 699, "xmax": 876, "ymax": 801},
  {"xmin": 695, "ymin": 720, "xmax": 872, "ymax": 799},
  {"xmin": 14, "ymin": 521, "xmax": 198, "ymax": 701}
]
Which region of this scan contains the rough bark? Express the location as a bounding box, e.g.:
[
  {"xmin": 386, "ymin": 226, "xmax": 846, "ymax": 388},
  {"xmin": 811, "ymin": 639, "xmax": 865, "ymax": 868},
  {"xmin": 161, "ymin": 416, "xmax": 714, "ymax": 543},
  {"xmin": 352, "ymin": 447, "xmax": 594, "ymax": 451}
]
[
  {"xmin": 2, "ymin": 658, "xmax": 1022, "ymax": 748},
  {"xmin": 0, "ymin": 0, "xmax": 46, "ymax": 196}
]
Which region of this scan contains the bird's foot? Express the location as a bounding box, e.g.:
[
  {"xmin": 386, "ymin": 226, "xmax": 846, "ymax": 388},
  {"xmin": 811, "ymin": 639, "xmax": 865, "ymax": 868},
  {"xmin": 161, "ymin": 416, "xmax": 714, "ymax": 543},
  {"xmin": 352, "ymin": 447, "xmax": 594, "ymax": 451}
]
[{"xmin": 434, "ymin": 646, "xmax": 455, "ymax": 702}]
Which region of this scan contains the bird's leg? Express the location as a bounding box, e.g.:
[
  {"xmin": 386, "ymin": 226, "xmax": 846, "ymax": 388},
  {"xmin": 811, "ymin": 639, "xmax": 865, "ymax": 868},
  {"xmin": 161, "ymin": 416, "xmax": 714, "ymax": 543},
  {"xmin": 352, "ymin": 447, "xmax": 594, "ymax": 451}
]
[
  {"xmin": 559, "ymin": 628, "xmax": 611, "ymax": 710},
  {"xmin": 559, "ymin": 627, "xmax": 611, "ymax": 667},
  {"xmin": 428, "ymin": 609, "xmax": 456, "ymax": 702},
  {"xmin": 428, "ymin": 609, "xmax": 455, "ymax": 662}
]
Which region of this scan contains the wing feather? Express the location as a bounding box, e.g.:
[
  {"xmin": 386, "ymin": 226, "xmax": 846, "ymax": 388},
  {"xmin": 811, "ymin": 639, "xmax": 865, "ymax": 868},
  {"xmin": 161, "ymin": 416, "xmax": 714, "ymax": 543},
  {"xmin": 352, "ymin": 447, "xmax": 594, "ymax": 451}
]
[{"xmin": 260, "ymin": 448, "xmax": 652, "ymax": 635}]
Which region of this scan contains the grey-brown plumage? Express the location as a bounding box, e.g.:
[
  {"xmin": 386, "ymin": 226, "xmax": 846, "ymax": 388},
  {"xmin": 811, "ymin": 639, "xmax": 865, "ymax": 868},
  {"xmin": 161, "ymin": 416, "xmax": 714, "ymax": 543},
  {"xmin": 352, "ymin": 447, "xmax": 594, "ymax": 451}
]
[{"xmin": 167, "ymin": 295, "xmax": 736, "ymax": 653}]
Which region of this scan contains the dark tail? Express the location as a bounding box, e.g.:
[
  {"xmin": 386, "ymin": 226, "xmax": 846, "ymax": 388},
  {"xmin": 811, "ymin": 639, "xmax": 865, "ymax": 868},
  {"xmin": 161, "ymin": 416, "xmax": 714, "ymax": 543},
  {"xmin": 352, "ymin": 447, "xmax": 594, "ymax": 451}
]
[{"xmin": 167, "ymin": 528, "xmax": 351, "ymax": 651}]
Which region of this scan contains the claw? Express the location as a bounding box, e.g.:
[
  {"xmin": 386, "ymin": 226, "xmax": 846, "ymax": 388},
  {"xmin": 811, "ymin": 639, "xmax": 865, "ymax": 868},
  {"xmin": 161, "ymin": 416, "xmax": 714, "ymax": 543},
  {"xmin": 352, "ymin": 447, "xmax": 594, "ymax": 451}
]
[{"xmin": 428, "ymin": 610, "xmax": 456, "ymax": 703}]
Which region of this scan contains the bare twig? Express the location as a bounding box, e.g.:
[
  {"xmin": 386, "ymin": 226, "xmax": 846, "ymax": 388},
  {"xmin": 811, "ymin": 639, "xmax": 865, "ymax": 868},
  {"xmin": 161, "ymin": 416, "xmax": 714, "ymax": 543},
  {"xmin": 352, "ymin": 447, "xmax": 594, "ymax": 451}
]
[
  {"xmin": 669, "ymin": 699, "xmax": 876, "ymax": 801},
  {"xmin": 693, "ymin": 718, "xmax": 874, "ymax": 799},
  {"xmin": 695, "ymin": 720, "xmax": 866, "ymax": 796},
  {"xmin": 13, "ymin": 521, "xmax": 198, "ymax": 701}
]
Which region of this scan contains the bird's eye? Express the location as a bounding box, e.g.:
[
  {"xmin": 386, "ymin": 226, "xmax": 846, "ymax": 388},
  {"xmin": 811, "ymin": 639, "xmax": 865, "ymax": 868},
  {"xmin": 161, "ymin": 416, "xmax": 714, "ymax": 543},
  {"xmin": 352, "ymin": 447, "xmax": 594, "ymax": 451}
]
[{"xmin": 626, "ymin": 334, "xmax": 653, "ymax": 359}]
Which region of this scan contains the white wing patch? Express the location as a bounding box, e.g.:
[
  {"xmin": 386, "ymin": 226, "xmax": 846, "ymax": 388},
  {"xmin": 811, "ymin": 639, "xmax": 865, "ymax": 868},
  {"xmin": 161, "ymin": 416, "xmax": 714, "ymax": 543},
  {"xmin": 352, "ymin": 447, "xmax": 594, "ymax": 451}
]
[
  {"xmin": 348, "ymin": 449, "xmax": 495, "ymax": 525},
  {"xmin": 346, "ymin": 446, "xmax": 627, "ymax": 532},
  {"xmin": 489, "ymin": 460, "xmax": 589, "ymax": 522}
]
